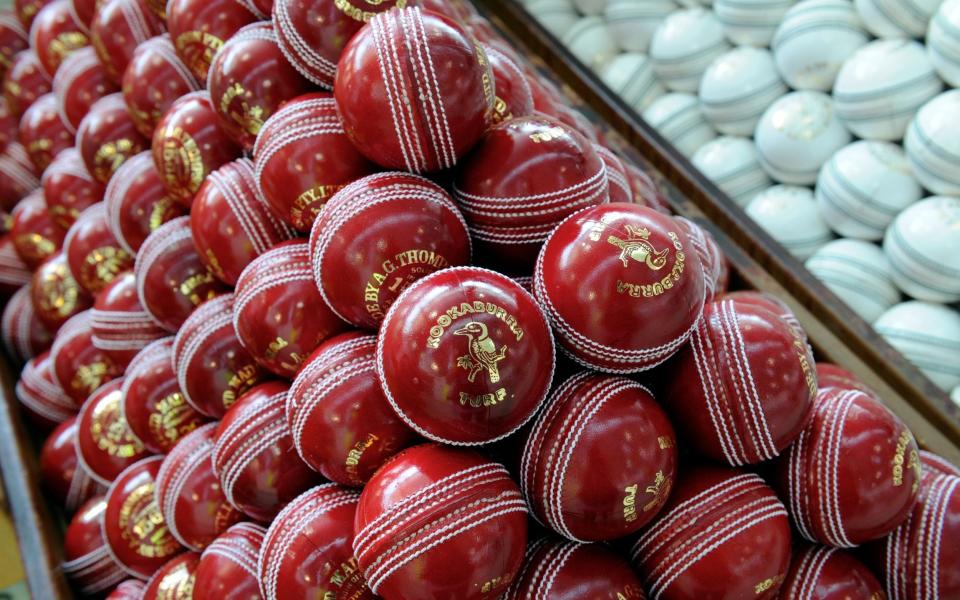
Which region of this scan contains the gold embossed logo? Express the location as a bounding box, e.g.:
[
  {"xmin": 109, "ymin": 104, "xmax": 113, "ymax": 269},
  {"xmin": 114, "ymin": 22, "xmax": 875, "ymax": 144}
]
[
  {"xmin": 606, "ymin": 224, "xmax": 669, "ymax": 270},
  {"xmin": 160, "ymin": 126, "xmax": 206, "ymax": 196},
  {"xmin": 81, "ymin": 246, "xmax": 130, "ymax": 291},
  {"xmin": 616, "ymin": 585, "xmax": 645, "ymax": 600},
  {"xmin": 72, "ymin": 361, "xmax": 111, "ymax": 397},
  {"xmin": 892, "ymin": 430, "xmax": 921, "ymax": 493},
  {"xmin": 220, "ymin": 82, "xmax": 265, "ymax": 137},
  {"xmin": 90, "ymin": 391, "xmax": 144, "ymax": 458},
  {"xmin": 156, "ymin": 561, "xmax": 196, "ymax": 598},
  {"xmin": 642, "ymin": 470, "xmax": 671, "ymax": 512},
  {"xmin": 222, "ymin": 364, "xmax": 260, "ymax": 409},
  {"xmin": 529, "ymin": 125, "xmax": 566, "ymax": 144},
  {"xmin": 48, "ymin": 32, "xmax": 89, "ymax": 62},
  {"xmin": 454, "ymin": 322, "xmax": 507, "ymax": 384},
  {"xmin": 365, "ymin": 249, "xmax": 450, "ymax": 321},
  {"xmin": 755, "ymin": 574, "xmax": 784, "ymax": 595},
  {"xmin": 178, "ymin": 270, "xmax": 218, "ymax": 306},
  {"xmin": 148, "ymin": 392, "xmax": 199, "ymax": 447},
  {"xmin": 15, "ymin": 233, "xmax": 55, "ymax": 262},
  {"xmin": 36, "ymin": 260, "xmax": 79, "ymax": 318},
  {"xmin": 117, "ymin": 482, "xmax": 179, "ymax": 558},
  {"xmin": 175, "ymin": 31, "xmax": 223, "ymax": 80},
  {"xmin": 292, "ymin": 183, "xmax": 345, "ymax": 227},
  {"xmin": 149, "ymin": 197, "xmax": 178, "ymax": 231},
  {"xmin": 333, "ymin": 0, "xmax": 407, "ymax": 22},
  {"xmin": 94, "ymin": 138, "xmax": 138, "ymax": 181}
]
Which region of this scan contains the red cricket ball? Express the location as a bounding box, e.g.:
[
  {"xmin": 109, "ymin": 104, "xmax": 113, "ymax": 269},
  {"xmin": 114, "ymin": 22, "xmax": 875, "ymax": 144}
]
[
  {"xmin": 595, "ymin": 145, "xmax": 631, "ymax": 204},
  {"xmin": 252, "ymin": 93, "xmax": 376, "ymax": 232},
  {"xmin": 14, "ymin": 0, "xmax": 53, "ymax": 30},
  {"xmin": 173, "ymin": 293, "xmax": 269, "ymax": 418},
  {"xmin": 3, "ymin": 50, "xmax": 51, "ymax": 116},
  {"xmin": 134, "ymin": 216, "xmax": 228, "ymax": 332},
  {"xmin": 39, "ymin": 415, "xmax": 100, "ymax": 511},
  {"xmin": 234, "ymin": 240, "xmax": 347, "ymax": 378},
  {"xmin": 521, "ymin": 371, "xmax": 677, "ymax": 541},
  {"xmin": 104, "ymin": 151, "xmax": 185, "ymax": 255},
  {"xmin": 18, "ymin": 92, "xmax": 72, "ymax": 170},
  {"xmin": 122, "ymin": 34, "xmax": 201, "ymax": 139},
  {"xmin": 75, "ymin": 93, "xmax": 148, "ymax": 184},
  {"xmin": 28, "ymin": 0, "xmax": 89, "ymax": 77},
  {"xmin": 2, "ymin": 285, "xmax": 54, "ymax": 361},
  {"xmin": 259, "ymin": 484, "xmax": 373, "ymax": 600},
  {"xmin": 62, "ymin": 496, "xmax": 127, "ymax": 595},
  {"xmin": 676, "ymin": 216, "xmax": 729, "ymax": 301},
  {"xmin": 453, "ymin": 115, "xmax": 608, "ymax": 273},
  {"xmin": 377, "ymin": 266, "xmax": 554, "ymax": 445},
  {"xmin": 663, "ymin": 298, "xmax": 816, "ymax": 466},
  {"xmin": 41, "ymin": 147, "xmax": 103, "ymax": 230},
  {"xmin": 777, "ymin": 388, "xmax": 922, "ymax": 547},
  {"xmin": 102, "ymin": 456, "xmax": 185, "ymax": 580},
  {"xmin": 121, "ymin": 337, "xmax": 206, "ymax": 454},
  {"xmin": 0, "ymin": 12, "xmax": 29, "ymax": 81},
  {"xmin": 15, "ymin": 350, "xmax": 76, "ymax": 429},
  {"xmin": 720, "ymin": 289, "xmax": 805, "ymax": 341},
  {"xmin": 64, "ymin": 202, "xmax": 134, "ymax": 295},
  {"xmin": 503, "ymin": 538, "xmax": 647, "ymax": 599},
  {"xmin": 212, "ymin": 381, "xmax": 319, "ymax": 521},
  {"xmin": 271, "ymin": 0, "xmax": 404, "ymax": 89},
  {"xmin": 50, "ymin": 310, "xmax": 122, "ymax": 404},
  {"xmin": 779, "ymin": 545, "xmax": 884, "ymax": 600},
  {"xmin": 354, "ymin": 444, "xmax": 528, "ymax": 600},
  {"xmin": 484, "ymin": 43, "xmax": 534, "ymax": 125},
  {"xmin": 51, "ymin": 46, "xmax": 116, "ymax": 132},
  {"xmin": 0, "ymin": 141, "xmax": 39, "ymax": 211},
  {"xmin": 919, "ymin": 449, "xmax": 960, "ymax": 478},
  {"xmin": 10, "ymin": 189, "xmax": 64, "ymax": 268},
  {"xmin": 165, "ymin": 0, "xmax": 262, "ymax": 83},
  {"xmin": 75, "ymin": 378, "xmax": 150, "ymax": 486},
  {"xmin": 0, "ymin": 233, "xmax": 31, "ymax": 296},
  {"xmin": 193, "ymin": 523, "xmax": 265, "ymax": 600},
  {"xmin": 89, "ymin": 0, "xmax": 164, "ymax": 84},
  {"xmin": 534, "ymin": 202, "xmax": 706, "ymax": 372},
  {"xmin": 190, "ymin": 158, "xmax": 294, "ymax": 285},
  {"xmin": 288, "ymin": 331, "xmax": 417, "ymax": 486},
  {"xmin": 90, "ymin": 271, "xmax": 167, "ymax": 367},
  {"xmin": 815, "ymin": 362, "xmax": 878, "ymax": 397},
  {"xmin": 141, "ymin": 552, "xmax": 201, "ymax": 599},
  {"xmin": 335, "ymin": 7, "xmax": 495, "ymax": 173},
  {"xmin": 631, "ymin": 466, "xmax": 793, "ymax": 600},
  {"xmin": 625, "ymin": 162, "xmax": 671, "ymax": 213},
  {"xmin": 30, "ymin": 251, "xmax": 92, "ymax": 331},
  {"xmin": 69, "ymin": 0, "xmax": 94, "ymax": 30},
  {"xmin": 0, "ymin": 97, "xmax": 17, "ymax": 152},
  {"xmin": 156, "ymin": 423, "xmax": 244, "ymax": 551},
  {"xmin": 310, "ymin": 172, "xmax": 471, "ymax": 329},
  {"xmin": 106, "ymin": 580, "xmax": 146, "ymax": 599}
]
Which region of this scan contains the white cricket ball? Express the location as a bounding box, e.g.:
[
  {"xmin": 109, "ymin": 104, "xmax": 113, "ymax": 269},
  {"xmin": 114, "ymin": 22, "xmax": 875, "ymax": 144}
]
[
  {"xmin": 527, "ymin": 0, "xmax": 580, "ymax": 37},
  {"xmin": 563, "ymin": 15, "xmax": 620, "ymax": 71},
  {"xmin": 928, "ymin": 0, "xmax": 960, "ymax": 87},
  {"xmin": 746, "ymin": 185, "xmax": 834, "ymax": 259},
  {"xmin": 642, "ymin": 92, "xmax": 717, "ymax": 157},
  {"xmin": 601, "ymin": 52, "xmax": 665, "ymax": 112},
  {"xmin": 649, "ymin": 8, "xmax": 729, "ymax": 92},
  {"xmin": 904, "ymin": 89, "xmax": 960, "ymax": 196},
  {"xmin": 714, "ymin": 0, "xmax": 798, "ymax": 46},
  {"xmin": 574, "ymin": 0, "xmax": 608, "ymax": 14},
  {"xmin": 854, "ymin": 0, "xmax": 942, "ymax": 38},
  {"xmin": 874, "ymin": 301, "xmax": 960, "ymax": 391},
  {"xmin": 692, "ymin": 136, "xmax": 771, "ymax": 206},
  {"xmin": 604, "ymin": 0, "xmax": 677, "ymax": 53},
  {"xmin": 805, "ymin": 238, "xmax": 900, "ymax": 323},
  {"xmin": 699, "ymin": 47, "xmax": 787, "ymax": 136},
  {"xmin": 882, "ymin": 196, "xmax": 960, "ymax": 304}
]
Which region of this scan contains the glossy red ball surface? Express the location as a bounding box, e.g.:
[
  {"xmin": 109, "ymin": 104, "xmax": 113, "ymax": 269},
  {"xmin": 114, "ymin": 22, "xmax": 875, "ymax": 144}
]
[
  {"xmin": 18, "ymin": 92, "xmax": 72, "ymax": 170},
  {"xmin": 0, "ymin": 97, "xmax": 17, "ymax": 151},
  {"xmin": 69, "ymin": 0, "xmax": 94, "ymax": 30},
  {"xmin": 141, "ymin": 552, "xmax": 200, "ymax": 599},
  {"xmin": 30, "ymin": 251, "xmax": 91, "ymax": 330},
  {"xmin": 815, "ymin": 362, "xmax": 878, "ymax": 396},
  {"xmin": 676, "ymin": 216, "xmax": 728, "ymax": 301},
  {"xmin": 0, "ymin": 233, "xmax": 31, "ymax": 295},
  {"xmin": 90, "ymin": 271, "xmax": 167, "ymax": 367},
  {"xmin": 234, "ymin": 241, "xmax": 347, "ymax": 378},
  {"xmin": 165, "ymin": 0, "xmax": 261, "ymax": 82},
  {"xmin": 102, "ymin": 456, "xmax": 185, "ymax": 579},
  {"xmin": 0, "ymin": 141, "xmax": 39, "ymax": 211},
  {"xmin": 62, "ymin": 496, "xmax": 127, "ymax": 595},
  {"xmin": 212, "ymin": 381, "xmax": 319, "ymax": 521},
  {"xmin": 2, "ymin": 284, "xmax": 53, "ymax": 361},
  {"xmin": 75, "ymin": 93, "xmax": 148, "ymax": 184},
  {"xmin": 104, "ymin": 151, "xmax": 185, "ymax": 255},
  {"xmin": 39, "ymin": 415, "xmax": 100, "ymax": 511},
  {"xmin": 631, "ymin": 466, "xmax": 793, "ymax": 600},
  {"xmin": 920, "ymin": 450, "xmax": 960, "ymax": 479},
  {"xmin": 288, "ymin": 331, "xmax": 417, "ymax": 486},
  {"xmin": 0, "ymin": 12, "xmax": 29, "ymax": 81},
  {"xmin": 503, "ymin": 538, "xmax": 647, "ymax": 599},
  {"xmin": 310, "ymin": 172, "xmax": 471, "ymax": 329},
  {"xmin": 64, "ymin": 202, "xmax": 134, "ymax": 295},
  {"xmin": 719, "ymin": 290, "xmax": 805, "ymax": 340},
  {"xmin": 777, "ymin": 388, "xmax": 922, "ymax": 547},
  {"xmin": 484, "ymin": 43, "xmax": 534, "ymax": 125},
  {"xmin": 354, "ymin": 444, "xmax": 528, "ymax": 600},
  {"xmin": 335, "ymin": 7, "xmax": 494, "ymax": 173},
  {"xmin": 50, "ymin": 309, "xmax": 122, "ymax": 404},
  {"xmin": 377, "ymin": 266, "xmax": 554, "ymax": 445},
  {"xmin": 453, "ymin": 115, "xmax": 608, "ymax": 273},
  {"xmin": 594, "ymin": 144, "xmax": 631, "ymax": 204},
  {"xmin": 252, "ymin": 93, "xmax": 376, "ymax": 232},
  {"xmin": 624, "ymin": 162, "xmax": 671, "ymax": 213},
  {"xmin": 75, "ymin": 378, "xmax": 150, "ymax": 486},
  {"xmin": 193, "ymin": 522, "xmax": 265, "ymax": 600},
  {"xmin": 122, "ymin": 34, "xmax": 200, "ymax": 139},
  {"xmin": 3, "ymin": 50, "xmax": 51, "ymax": 116},
  {"xmin": 534, "ymin": 202, "xmax": 705, "ymax": 372},
  {"xmin": 134, "ymin": 216, "xmax": 228, "ymax": 332},
  {"xmin": 89, "ymin": 0, "xmax": 164, "ymax": 84},
  {"xmin": 14, "ymin": 0, "xmax": 53, "ymax": 30},
  {"xmin": 156, "ymin": 423, "xmax": 244, "ymax": 551},
  {"xmin": 106, "ymin": 580, "xmax": 146, "ymax": 599},
  {"xmin": 259, "ymin": 484, "xmax": 373, "ymax": 599},
  {"xmin": 779, "ymin": 545, "xmax": 884, "ymax": 600},
  {"xmin": 15, "ymin": 350, "xmax": 76, "ymax": 429},
  {"xmin": 10, "ymin": 189, "xmax": 64, "ymax": 268},
  {"xmin": 41, "ymin": 147, "xmax": 103, "ymax": 230},
  {"xmin": 52, "ymin": 46, "xmax": 116, "ymax": 132},
  {"xmin": 29, "ymin": 0, "xmax": 89, "ymax": 77}
]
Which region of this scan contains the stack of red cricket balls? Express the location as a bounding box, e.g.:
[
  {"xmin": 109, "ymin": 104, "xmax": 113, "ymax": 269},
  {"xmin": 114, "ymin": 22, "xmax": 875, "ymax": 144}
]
[{"xmin": 0, "ymin": 0, "xmax": 957, "ymax": 598}]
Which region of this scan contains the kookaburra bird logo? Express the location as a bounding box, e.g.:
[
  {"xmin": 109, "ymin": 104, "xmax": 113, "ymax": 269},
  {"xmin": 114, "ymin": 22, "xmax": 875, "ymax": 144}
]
[
  {"xmin": 606, "ymin": 224, "xmax": 669, "ymax": 270},
  {"xmin": 454, "ymin": 322, "xmax": 507, "ymax": 384}
]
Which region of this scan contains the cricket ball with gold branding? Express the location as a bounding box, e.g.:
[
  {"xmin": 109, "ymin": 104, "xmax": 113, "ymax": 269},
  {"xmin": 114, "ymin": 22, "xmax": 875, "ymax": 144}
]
[
  {"xmin": 3, "ymin": 50, "xmax": 51, "ymax": 117},
  {"xmin": 122, "ymin": 35, "xmax": 200, "ymax": 139},
  {"xmin": 353, "ymin": 444, "xmax": 528, "ymax": 600},
  {"xmin": 29, "ymin": 0, "xmax": 89, "ymax": 77},
  {"xmin": 104, "ymin": 152, "xmax": 185, "ymax": 255},
  {"xmin": 106, "ymin": 580, "xmax": 146, "ymax": 599},
  {"xmin": 815, "ymin": 362, "xmax": 877, "ymax": 396},
  {"xmin": 288, "ymin": 331, "xmax": 417, "ymax": 486},
  {"xmin": 2, "ymin": 285, "xmax": 54, "ymax": 361},
  {"xmin": 503, "ymin": 538, "xmax": 647, "ymax": 600},
  {"xmin": 310, "ymin": 172, "xmax": 472, "ymax": 329},
  {"xmin": 31, "ymin": 251, "xmax": 92, "ymax": 330},
  {"xmin": 453, "ymin": 115, "xmax": 608, "ymax": 273},
  {"xmin": 335, "ymin": 7, "xmax": 494, "ymax": 173},
  {"xmin": 663, "ymin": 298, "xmax": 816, "ymax": 466},
  {"xmin": 212, "ymin": 381, "xmax": 319, "ymax": 521},
  {"xmin": 141, "ymin": 552, "xmax": 200, "ymax": 599},
  {"xmin": 205, "ymin": 23, "xmax": 310, "ymax": 151},
  {"xmin": 594, "ymin": 145, "xmax": 631, "ymax": 204},
  {"xmin": 173, "ymin": 293, "xmax": 268, "ymax": 419},
  {"xmin": 90, "ymin": 272, "xmax": 167, "ymax": 367},
  {"xmin": 40, "ymin": 416, "xmax": 100, "ymax": 511},
  {"xmin": 676, "ymin": 216, "xmax": 729, "ymax": 301},
  {"xmin": 75, "ymin": 378, "xmax": 150, "ymax": 486},
  {"xmin": 234, "ymin": 241, "xmax": 347, "ymax": 378},
  {"xmin": 521, "ymin": 371, "xmax": 677, "ymax": 541},
  {"xmin": 52, "ymin": 47, "xmax": 116, "ymax": 132},
  {"xmin": 190, "ymin": 158, "xmax": 294, "ymax": 285},
  {"xmin": 134, "ymin": 216, "xmax": 228, "ymax": 332},
  {"xmin": 156, "ymin": 423, "xmax": 244, "ymax": 550},
  {"xmin": 50, "ymin": 310, "xmax": 122, "ymax": 404},
  {"xmin": 779, "ymin": 545, "xmax": 884, "ymax": 600},
  {"xmin": 0, "ymin": 234, "xmax": 31, "ymax": 295},
  {"xmin": 16, "ymin": 350, "xmax": 77, "ymax": 429},
  {"xmin": 259, "ymin": 484, "xmax": 373, "ymax": 600},
  {"xmin": 534, "ymin": 202, "xmax": 705, "ymax": 372},
  {"xmin": 0, "ymin": 13, "xmax": 28, "ymax": 81},
  {"xmin": 0, "ymin": 142, "xmax": 39, "ymax": 211},
  {"xmin": 165, "ymin": 0, "xmax": 262, "ymax": 83},
  {"xmin": 121, "ymin": 337, "xmax": 206, "ymax": 454},
  {"xmin": 64, "ymin": 202, "xmax": 134, "ymax": 295},
  {"xmin": 252, "ymin": 93, "xmax": 376, "ymax": 232},
  {"xmin": 63, "ymin": 496, "xmax": 127, "ymax": 595},
  {"xmin": 89, "ymin": 0, "xmax": 164, "ymax": 85},
  {"xmin": 151, "ymin": 91, "xmax": 241, "ymax": 205},
  {"xmin": 0, "ymin": 97, "xmax": 17, "ymax": 152},
  {"xmin": 630, "ymin": 466, "xmax": 793, "ymax": 600},
  {"xmin": 41, "ymin": 147, "xmax": 103, "ymax": 230},
  {"xmin": 10, "ymin": 189, "xmax": 63, "ymax": 268},
  {"xmin": 777, "ymin": 388, "xmax": 922, "ymax": 547},
  {"xmin": 193, "ymin": 523, "xmax": 265, "ymax": 600},
  {"xmin": 719, "ymin": 290, "xmax": 805, "ymax": 340},
  {"xmin": 102, "ymin": 456, "xmax": 185, "ymax": 579},
  {"xmin": 18, "ymin": 92, "xmax": 72, "ymax": 171},
  {"xmin": 75, "ymin": 93, "xmax": 148, "ymax": 184},
  {"xmin": 484, "ymin": 43, "xmax": 534, "ymax": 125},
  {"xmin": 377, "ymin": 266, "xmax": 554, "ymax": 445}
]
